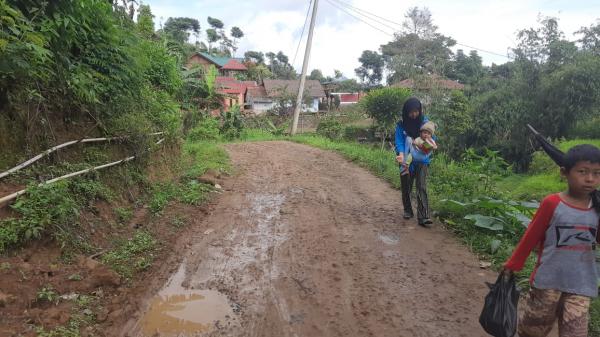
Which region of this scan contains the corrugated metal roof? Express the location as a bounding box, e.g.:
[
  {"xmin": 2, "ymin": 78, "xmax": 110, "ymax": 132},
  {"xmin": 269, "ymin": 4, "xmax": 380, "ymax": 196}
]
[{"xmin": 198, "ymin": 52, "xmax": 230, "ymax": 67}]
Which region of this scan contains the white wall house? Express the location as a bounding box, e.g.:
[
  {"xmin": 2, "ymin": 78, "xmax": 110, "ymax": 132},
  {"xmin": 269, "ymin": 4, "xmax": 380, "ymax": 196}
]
[{"xmin": 245, "ymin": 80, "xmax": 326, "ymax": 114}]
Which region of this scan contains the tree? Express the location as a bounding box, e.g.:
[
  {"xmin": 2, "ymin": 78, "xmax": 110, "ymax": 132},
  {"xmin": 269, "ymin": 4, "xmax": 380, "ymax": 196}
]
[
  {"xmin": 577, "ymin": 21, "xmax": 600, "ymax": 55},
  {"xmin": 429, "ymin": 90, "xmax": 471, "ymax": 155},
  {"xmin": 334, "ymin": 69, "xmax": 343, "ymax": 79},
  {"xmin": 242, "ymin": 63, "xmax": 273, "ymax": 83},
  {"xmin": 276, "ymin": 51, "xmax": 289, "ymax": 64},
  {"xmin": 263, "ymin": 51, "xmax": 296, "ymax": 79},
  {"xmin": 446, "ymin": 49, "xmax": 484, "ymax": 85},
  {"xmin": 163, "ymin": 17, "xmax": 200, "ymax": 44},
  {"xmin": 136, "ymin": 4, "xmax": 154, "ymax": 38},
  {"xmin": 308, "ymin": 69, "xmax": 325, "ymax": 82},
  {"xmin": 361, "ymin": 87, "xmax": 412, "ymax": 147},
  {"xmin": 206, "ymin": 28, "xmax": 219, "ymax": 52},
  {"xmin": 402, "ymin": 7, "xmax": 437, "ymax": 39},
  {"xmin": 381, "ymin": 7, "xmax": 455, "ymax": 83},
  {"xmin": 355, "ymin": 50, "xmax": 384, "ymax": 86},
  {"xmin": 230, "ymin": 26, "xmax": 243, "ymax": 56},
  {"xmin": 207, "ymin": 16, "xmax": 224, "ymax": 29},
  {"xmin": 244, "ymin": 51, "xmax": 265, "ymax": 64},
  {"xmin": 335, "ymin": 79, "xmax": 363, "ymax": 92}
]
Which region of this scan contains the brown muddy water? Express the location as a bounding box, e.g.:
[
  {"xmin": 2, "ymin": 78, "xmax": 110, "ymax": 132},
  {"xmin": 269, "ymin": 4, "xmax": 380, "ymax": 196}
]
[{"xmin": 135, "ymin": 260, "xmax": 238, "ymax": 336}]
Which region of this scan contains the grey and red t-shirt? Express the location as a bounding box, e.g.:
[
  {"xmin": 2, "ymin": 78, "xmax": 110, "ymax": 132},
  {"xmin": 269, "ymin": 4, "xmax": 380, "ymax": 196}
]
[{"xmin": 505, "ymin": 193, "xmax": 600, "ymax": 297}]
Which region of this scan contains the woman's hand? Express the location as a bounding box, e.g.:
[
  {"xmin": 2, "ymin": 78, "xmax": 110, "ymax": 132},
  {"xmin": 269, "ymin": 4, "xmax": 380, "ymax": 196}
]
[{"xmin": 396, "ymin": 153, "xmax": 404, "ymax": 163}]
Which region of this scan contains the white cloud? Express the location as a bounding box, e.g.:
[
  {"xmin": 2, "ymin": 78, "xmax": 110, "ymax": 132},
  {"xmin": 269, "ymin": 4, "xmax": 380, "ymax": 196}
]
[{"xmin": 145, "ymin": 0, "xmax": 600, "ymax": 79}]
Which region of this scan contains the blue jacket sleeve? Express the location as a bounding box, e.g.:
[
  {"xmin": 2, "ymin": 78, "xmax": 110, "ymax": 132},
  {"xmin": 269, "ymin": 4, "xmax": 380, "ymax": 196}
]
[{"xmin": 394, "ymin": 123, "xmax": 405, "ymax": 155}]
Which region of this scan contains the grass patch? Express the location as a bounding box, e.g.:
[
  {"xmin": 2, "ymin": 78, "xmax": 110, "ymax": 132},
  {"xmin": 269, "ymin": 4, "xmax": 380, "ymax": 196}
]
[
  {"xmin": 36, "ymin": 294, "xmax": 98, "ymax": 337},
  {"xmin": 148, "ymin": 182, "xmax": 178, "ymax": 215},
  {"xmin": 179, "ymin": 180, "xmax": 212, "ymax": 205},
  {"xmin": 182, "ymin": 141, "xmax": 231, "ymax": 179},
  {"xmin": 497, "ymin": 173, "xmax": 564, "ymax": 201},
  {"xmin": 101, "ymin": 231, "xmax": 157, "ymax": 280},
  {"xmin": 591, "ymin": 299, "xmax": 600, "ymax": 337},
  {"xmin": 114, "ymin": 207, "xmax": 133, "ymax": 223}
]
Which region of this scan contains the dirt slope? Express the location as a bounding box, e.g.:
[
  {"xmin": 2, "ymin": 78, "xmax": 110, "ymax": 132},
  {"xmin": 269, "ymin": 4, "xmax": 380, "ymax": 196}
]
[{"xmin": 123, "ymin": 141, "xmax": 496, "ymax": 337}]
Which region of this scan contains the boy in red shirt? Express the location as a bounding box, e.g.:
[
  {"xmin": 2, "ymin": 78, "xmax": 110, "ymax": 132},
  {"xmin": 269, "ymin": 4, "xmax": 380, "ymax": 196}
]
[{"xmin": 503, "ymin": 144, "xmax": 600, "ymax": 337}]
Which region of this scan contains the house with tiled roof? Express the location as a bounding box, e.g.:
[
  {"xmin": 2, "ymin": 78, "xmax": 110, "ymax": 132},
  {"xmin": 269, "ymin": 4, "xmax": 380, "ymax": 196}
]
[
  {"xmin": 187, "ymin": 52, "xmax": 248, "ymax": 77},
  {"xmin": 246, "ymin": 79, "xmax": 326, "ymax": 114},
  {"xmin": 213, "ymin": 77, "xmax": 256, "ymax": 113},
  {"xmin": 392, "ymin": 75, "xmax": 464, "ymax": 91}
]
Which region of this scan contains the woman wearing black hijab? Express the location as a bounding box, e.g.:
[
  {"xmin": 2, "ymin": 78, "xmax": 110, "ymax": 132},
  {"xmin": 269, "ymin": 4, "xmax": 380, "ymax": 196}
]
[{"xmin": 394, "ymin": 97, "xmax": 434, "ymax": 227}]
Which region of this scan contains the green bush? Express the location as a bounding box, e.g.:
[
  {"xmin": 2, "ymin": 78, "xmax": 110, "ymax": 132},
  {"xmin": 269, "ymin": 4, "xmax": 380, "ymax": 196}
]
[
  {"xmin": 360, "ymin": 87, "xmax": 412, "ymax": 137},
  {"xmin": 0, "ymin": 182, "xmax": 79, "ymax": 252},
  {"xmin": 316, "ymin": 118, "xmax": 344, "ymax": 140},
  {"xmin": 187, "ymin": 118, "xmax": 221, "ymax": 142},
  {"xmin": 528, "ymin": 150, "xmax": 557, "ymax": 175},
  {"xmin": 343, "ymin": 125, "xmax": 374, "ymax": 141},
  {"xmin": 567, "ymin": 116, "xmax": 600, "ymax": 139},
  {"xmin": 220, "ymin": 105, "xmax": 244, "ymax": 140}
]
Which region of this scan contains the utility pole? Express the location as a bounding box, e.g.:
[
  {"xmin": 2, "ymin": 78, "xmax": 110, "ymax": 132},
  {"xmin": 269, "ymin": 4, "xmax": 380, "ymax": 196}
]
[{"xmin": 291, "ymin": 0, "xmax": 319, "ymax": 135}]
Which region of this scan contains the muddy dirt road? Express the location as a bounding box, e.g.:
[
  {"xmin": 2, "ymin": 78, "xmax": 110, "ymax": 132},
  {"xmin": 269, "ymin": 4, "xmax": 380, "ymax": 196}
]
[{"xmin": 124, "ymin": 141, "xmax": 496, "ymax": 337}]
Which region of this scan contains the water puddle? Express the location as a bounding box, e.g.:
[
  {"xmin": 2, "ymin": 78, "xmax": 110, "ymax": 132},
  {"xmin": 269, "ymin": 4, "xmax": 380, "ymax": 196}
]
[
  {"xmin": 137, "ymin": 261, "xmax": 236, "ymax": 336},
  {"xmin": 379, "ymin": 233, "xmax": 399, "ymax": 245}
]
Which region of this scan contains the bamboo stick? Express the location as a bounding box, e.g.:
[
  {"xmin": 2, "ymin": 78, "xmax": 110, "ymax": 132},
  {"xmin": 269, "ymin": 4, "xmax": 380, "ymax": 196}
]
[
  {"xmin": 0, "ymin": 132, "xmax": 164, "ymax": 180},
  {"xmin": 0, "ymin": 138, "xmax": 165, "ymax": 208}
]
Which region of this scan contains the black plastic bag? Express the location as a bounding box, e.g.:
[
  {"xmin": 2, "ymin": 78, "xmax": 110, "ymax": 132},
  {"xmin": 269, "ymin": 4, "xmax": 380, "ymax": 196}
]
[{"xmin": 479, "ymin": 273, "xmax": 520, "ymax": 337}]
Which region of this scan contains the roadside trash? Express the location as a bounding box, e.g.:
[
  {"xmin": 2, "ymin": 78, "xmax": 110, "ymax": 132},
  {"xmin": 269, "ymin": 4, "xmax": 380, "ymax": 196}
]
[
  {"xmin": 479, "ymin": 261, "xmax": 492, "ymax": 269},
  {"xmin": 479, "ymin": 273, "xmax": 519, "ymax": 337}
]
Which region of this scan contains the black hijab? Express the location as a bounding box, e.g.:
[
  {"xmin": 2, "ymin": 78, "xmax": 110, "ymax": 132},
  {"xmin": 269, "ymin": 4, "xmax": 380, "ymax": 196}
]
[{"xmin": 401, "ymin": 97, "xmax": 424, "ymax": 138}]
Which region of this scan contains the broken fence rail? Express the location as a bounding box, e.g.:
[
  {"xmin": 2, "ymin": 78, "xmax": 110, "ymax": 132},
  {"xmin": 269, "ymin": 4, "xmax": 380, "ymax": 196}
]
[
  {"xmin": 0, "ymin": 132, "xmax": 164, "ymax": 180},
  {"xmin": 0, "ymin": 138, "xmax": 165, "ymax": 208}
]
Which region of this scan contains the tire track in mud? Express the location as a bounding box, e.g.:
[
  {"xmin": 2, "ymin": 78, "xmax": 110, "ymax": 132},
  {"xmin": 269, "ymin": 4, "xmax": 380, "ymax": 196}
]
[{"xmin": 126, "ymin": 141, "xmax": 496, "ymax": 337}]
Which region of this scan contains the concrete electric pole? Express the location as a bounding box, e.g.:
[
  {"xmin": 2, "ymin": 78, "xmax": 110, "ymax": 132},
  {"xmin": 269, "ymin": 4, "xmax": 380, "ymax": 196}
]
[{"xmin": 290, "ymin": 0, "xmax": 319, "ymax": 135}]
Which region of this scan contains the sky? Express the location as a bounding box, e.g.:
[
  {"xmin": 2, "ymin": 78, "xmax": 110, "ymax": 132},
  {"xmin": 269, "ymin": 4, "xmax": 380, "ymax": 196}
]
[{"xmin": 143, "ymin": 0, "xmax": 600, "ymax": 79}]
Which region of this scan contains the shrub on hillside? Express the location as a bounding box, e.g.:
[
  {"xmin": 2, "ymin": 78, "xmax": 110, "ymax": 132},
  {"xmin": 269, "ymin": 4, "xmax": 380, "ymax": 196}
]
[
  {"xmin": 317, "ymin": 118, "xmax": 344, "ymax": 140},
  {"xmin": 343, "ymin": 125, "xmax": 374, "ymax": 141},
  {"xmin": 220, "ymin": 105, "xmax": 245, "ymax": 140},
  {"xmin": 187, "ymin": 118, "xmax": 221, "ymax": 142}
]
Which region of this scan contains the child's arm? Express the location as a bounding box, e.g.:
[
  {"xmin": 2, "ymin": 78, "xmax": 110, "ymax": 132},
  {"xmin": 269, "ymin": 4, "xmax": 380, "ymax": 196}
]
[{"xmin": 504, "ymin": 195, "xmax": 559, "ymax": 272}]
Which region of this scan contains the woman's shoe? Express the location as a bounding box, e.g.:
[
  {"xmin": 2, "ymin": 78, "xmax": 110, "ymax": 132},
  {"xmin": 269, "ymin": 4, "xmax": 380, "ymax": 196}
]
[
  {"xmin": 418, "ymin": 218, "xmax": 433, "ymax": 228},
  {"xmin": 403, "ymin": 211, "xmax": 414, "ymax": 219}
]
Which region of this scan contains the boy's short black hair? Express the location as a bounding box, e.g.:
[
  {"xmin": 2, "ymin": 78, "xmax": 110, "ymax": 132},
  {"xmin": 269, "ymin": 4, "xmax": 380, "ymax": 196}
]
[{"xmin": 563, "ymin": 144, "xmax": 600, "ymax": 172}]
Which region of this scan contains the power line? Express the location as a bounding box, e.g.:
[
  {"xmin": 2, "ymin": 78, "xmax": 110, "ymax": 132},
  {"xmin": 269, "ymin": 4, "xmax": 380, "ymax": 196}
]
[
  {"xmin": 292, "ymin": 0, "xmax": 313, "ymax": 67},
  {"xmin": 325, "ymin": 0, "xmax": 395, "ymax": 37},
  {"xmin": 331, "ymin": 0, "xmax": 403, "ymax": 29},
  {"xmin": 330, "ymin": 0, "xmax": 400, "ymax": 33},
  {"xmin": 329, "ymin": 0, "xmax": 512, "ymax": 59},
  {"xmin": 454, "ymin": 42, "xmax": 511, "ymax": 59}
]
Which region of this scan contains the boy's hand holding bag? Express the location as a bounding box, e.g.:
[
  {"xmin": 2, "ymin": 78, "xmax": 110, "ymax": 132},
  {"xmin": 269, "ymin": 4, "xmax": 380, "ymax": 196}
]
[{"xmin": 479, "ymin": 271, "xmax": 520, "ymax": 337}]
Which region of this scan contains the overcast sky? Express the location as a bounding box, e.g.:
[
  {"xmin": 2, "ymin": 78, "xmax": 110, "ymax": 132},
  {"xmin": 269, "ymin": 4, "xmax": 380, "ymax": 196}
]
[{"xmin": 143, "ymin": 0, "xmax": 600, "ymax": 79}]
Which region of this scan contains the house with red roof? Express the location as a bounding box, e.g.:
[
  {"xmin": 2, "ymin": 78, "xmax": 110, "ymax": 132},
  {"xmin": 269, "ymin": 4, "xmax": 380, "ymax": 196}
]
[
  {"xmin": 214, "ymin": 77, "xmax": 257, "ymax": 114},
  {"xmin": 246, "ymin": 80, "xmax": 326, "ymax": 114},
  {"xmin": 187, "ymin": 52, "xmax": 247, "ymax": 77}
]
